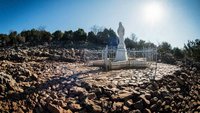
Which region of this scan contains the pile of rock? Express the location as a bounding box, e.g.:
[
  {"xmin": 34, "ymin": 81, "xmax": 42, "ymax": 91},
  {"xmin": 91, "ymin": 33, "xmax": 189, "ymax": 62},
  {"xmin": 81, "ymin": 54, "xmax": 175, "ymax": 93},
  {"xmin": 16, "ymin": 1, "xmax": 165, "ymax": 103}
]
[
  {"xmin": 0, "ymin": 61, "xmax": 41, "ymax": 101},
  {"xmin": 0, "ymin": 47, "xmax": 199, "ymax": 112},
  {"xmin": 0, "ymin": 46, "xmax": 84, "ymax": 62},
  {"xmin": 0, "ymin": 72, "xmax": 24, "ymax": 99}
]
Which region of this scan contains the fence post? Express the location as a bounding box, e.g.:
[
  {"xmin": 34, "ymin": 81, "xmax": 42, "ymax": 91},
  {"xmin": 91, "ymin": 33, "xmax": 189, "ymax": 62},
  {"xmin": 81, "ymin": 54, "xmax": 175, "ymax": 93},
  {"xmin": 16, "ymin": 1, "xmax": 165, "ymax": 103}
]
[{"xmin": 104, "ymin": 45, "xmax": 109, "ymax": 71}]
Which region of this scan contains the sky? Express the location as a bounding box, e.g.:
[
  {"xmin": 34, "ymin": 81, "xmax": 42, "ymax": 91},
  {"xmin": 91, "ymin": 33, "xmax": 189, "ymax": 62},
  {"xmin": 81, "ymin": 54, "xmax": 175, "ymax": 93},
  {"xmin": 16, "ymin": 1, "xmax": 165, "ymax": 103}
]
[{"xmin": 0, "ymin": 0, "xmax": 200, "ymax": 48}]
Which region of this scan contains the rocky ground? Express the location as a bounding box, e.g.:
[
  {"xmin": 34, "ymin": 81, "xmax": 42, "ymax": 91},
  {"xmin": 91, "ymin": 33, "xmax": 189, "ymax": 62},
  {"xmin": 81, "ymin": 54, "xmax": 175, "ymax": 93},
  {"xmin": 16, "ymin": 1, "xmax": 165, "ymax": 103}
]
[{"xmin": 0, "ymin": 46, "xmax": 199, "ymax": 113}]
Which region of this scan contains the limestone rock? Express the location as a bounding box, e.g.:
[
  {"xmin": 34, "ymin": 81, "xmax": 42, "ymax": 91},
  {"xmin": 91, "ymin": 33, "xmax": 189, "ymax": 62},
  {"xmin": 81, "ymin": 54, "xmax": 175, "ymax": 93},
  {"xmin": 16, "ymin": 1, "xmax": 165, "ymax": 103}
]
[
  {"xmin": 84, "ymin": 98, "xmax": 102, "ymax": 112},
  {"xmin": 111, "ymin": 91, "xmax": 133, "ymax": 101},
  {"xmin": 47, "ymin": 103, "xmax": 64, "ymax": 113},
  {"xmin": 69, "ymin": 86, "xmax": 87, "ymax": 96},
  {"xmin": 69, "ymin": 103, "xmax": 82, "ymax": 111},
  {"xmin": 139, "ymin": 94, "xmax": 150, "ymax": 105},
  {"xmin": 134, "ymin": 100, "xmax": 143, "ymax": 110},
  {"xmin": 112, "ymin": 102, "xmax": 123, "ymax": 111},
  {"xmin": 87, "ymin": 93, "xmax": 96, "ymax": 100}
]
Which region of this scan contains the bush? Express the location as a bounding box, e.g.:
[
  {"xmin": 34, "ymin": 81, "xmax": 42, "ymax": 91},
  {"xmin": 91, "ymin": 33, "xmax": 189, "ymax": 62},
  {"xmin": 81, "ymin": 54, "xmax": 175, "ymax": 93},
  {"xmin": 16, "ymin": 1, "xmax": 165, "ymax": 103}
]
[
  {"xmin": 184, "ymin": 39, "xmax": 200, "ymax": 61},
  {"xmin": 173, "ymin": 47, "xmax": 184, "ymax": 60},
  {"xmin": 160, "ymin": 53, "xmax": 176, "ymax": 64}
]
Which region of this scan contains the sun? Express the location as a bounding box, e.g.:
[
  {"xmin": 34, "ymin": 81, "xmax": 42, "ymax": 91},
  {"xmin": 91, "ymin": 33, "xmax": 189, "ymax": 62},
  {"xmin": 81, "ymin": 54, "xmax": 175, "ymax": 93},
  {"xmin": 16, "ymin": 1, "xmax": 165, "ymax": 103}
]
[{"xmin": 143, "ymin": 2, "xmax": 164, "ymax": 25}]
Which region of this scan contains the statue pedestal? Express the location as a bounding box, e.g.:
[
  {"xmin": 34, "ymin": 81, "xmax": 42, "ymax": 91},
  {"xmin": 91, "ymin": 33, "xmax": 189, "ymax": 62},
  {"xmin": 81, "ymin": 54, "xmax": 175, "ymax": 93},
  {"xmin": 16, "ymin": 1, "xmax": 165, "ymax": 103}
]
[{"xmin": 115, "ymin": 43, "xmax": 128, "ymax": 61}]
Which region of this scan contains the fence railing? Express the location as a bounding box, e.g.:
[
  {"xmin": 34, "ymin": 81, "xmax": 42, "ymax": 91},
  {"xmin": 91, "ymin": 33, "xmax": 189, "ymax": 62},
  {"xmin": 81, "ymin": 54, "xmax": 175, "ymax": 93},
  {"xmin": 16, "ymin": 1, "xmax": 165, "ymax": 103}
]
[{"xmin": 84, "ymin": 47, "xmax": 157, "ymax": 62}]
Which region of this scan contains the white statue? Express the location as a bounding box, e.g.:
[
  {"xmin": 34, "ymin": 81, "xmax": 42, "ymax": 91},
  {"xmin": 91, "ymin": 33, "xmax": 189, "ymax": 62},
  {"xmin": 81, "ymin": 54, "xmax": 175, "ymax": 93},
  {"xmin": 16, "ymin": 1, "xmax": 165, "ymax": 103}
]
[
  {"xmin": 117, "ymin": 22, "xmax": 125, "ymax": 42},
  {"xmin": 117, "ymin": 22, "xmax": 126, "ymax": 48},
  {"xmin": 115, "ymin": 22, "xmax": 128, "ymax": 61}
]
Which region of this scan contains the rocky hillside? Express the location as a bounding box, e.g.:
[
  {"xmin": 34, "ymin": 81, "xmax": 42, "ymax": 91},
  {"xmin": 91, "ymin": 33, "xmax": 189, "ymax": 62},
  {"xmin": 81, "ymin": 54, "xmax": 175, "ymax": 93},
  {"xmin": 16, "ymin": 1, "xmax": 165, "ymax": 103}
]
[
  {"xmin": 0, "ymin": 46, "xmax": 84, "ymax": 63},
  {"xmin": 0, "ymin": 46, "xmax": 199, "ymax": 113}
]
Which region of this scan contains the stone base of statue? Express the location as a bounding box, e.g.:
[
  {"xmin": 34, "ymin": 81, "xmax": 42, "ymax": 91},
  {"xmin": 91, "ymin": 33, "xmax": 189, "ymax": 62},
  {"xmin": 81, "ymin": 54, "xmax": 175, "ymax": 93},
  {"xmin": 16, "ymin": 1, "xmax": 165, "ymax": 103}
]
[{"xmin": 115, "ymin": 43, "xmax": 128, "ymax": 61}]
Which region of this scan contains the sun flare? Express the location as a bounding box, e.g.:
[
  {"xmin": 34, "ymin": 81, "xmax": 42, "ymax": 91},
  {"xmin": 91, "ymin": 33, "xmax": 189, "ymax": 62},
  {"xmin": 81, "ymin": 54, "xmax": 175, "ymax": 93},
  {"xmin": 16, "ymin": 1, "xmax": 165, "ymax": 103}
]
[{"xmin": 143, "ymin": 2, "xmax": 164, "ymax": 24}]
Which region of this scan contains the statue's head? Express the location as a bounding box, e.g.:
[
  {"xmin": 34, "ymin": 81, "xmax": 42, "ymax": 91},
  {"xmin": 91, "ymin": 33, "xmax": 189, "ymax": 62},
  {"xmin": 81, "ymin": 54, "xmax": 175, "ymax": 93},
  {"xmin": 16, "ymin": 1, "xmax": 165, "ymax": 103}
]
[{"xmin": 119, "ymin": 22, "xmax": 122, "ymax": 26}]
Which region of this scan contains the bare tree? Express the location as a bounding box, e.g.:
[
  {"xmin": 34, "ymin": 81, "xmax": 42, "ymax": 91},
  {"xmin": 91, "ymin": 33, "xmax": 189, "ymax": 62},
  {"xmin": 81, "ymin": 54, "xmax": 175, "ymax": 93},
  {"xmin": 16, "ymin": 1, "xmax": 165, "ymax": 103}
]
[
  {"xmin": 130, "ymin": 33, "xmax": 137, "ymax": 42},
  {"xmin": 38, "ymin": 26, "xmax": 46, "ymax": 31},
  {"xmin": 91, "ymin": 25, "xmax": 104, "ymax": 35}
]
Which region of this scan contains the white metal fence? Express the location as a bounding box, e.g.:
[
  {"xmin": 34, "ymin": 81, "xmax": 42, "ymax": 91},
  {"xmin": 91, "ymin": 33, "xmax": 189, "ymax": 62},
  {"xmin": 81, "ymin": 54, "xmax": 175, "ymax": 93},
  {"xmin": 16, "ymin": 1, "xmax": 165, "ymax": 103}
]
[{"xmin": 84, "ymin": 47, "xmax": 157, "ymax": 62}]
